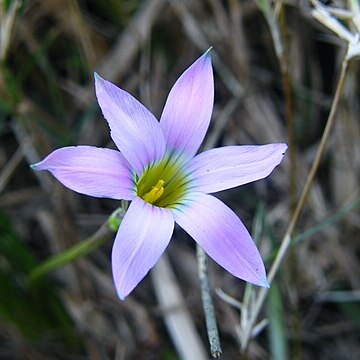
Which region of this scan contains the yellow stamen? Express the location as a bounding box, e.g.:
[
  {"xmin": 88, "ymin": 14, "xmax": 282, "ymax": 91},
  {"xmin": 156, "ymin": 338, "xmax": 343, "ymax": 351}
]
[{"xmin": 143, "ymin": 179, "xmax": 165, "ymax": 204}]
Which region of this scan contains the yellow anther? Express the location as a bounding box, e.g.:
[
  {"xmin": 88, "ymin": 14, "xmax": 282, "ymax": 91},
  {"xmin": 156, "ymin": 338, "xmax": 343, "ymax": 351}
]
[{"xmin": 143, "ymin": 179, "xmax": 165, "ymax": 204}]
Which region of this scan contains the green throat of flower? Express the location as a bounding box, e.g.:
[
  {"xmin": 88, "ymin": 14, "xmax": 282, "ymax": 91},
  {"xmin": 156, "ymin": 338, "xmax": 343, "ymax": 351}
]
[{"xmin": 136, "ymin": 155, "xmax": 190, "ymax": 208}]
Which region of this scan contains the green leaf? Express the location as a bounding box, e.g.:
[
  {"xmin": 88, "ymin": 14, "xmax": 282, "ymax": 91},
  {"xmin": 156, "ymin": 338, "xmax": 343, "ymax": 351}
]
[
  {"xmin": 255, "ymin": 0, "xmax": 271, "ymax": 16},
  {"xmin": 267, "ymin": 282, "xmax": 288, "ymax": 360}
]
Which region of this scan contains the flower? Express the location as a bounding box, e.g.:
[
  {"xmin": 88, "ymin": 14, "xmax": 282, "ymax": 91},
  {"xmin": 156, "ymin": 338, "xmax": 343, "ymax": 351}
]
[{"xmin": 31, "ymin": 50, "xmax": 287, "ymax": 299}]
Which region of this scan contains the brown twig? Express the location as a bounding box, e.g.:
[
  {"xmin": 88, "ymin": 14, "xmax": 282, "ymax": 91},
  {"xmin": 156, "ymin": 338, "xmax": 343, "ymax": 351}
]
[{"xmin": 241, "ymin": 55, "xmax": 349, "ymax": 351}]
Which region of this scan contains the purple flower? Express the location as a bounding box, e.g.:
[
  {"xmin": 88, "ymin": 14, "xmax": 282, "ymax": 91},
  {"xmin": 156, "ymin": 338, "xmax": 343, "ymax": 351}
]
[{"xmin": 31, "ymin": 51, "xmax": 287, "ymax": 299}]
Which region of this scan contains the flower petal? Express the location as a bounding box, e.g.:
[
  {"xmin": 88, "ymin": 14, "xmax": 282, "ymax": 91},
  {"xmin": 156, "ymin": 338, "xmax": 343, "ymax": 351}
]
[
  {"xmin": 160, "ymin": 50, "xmax": 214, "ymax": 158},
  {"xmin": 94, "ymin": 73, "xmax": 166, "ymax": 175},
  {"xmin": 173, "ymin": 193, "xmax": 268, "ymax": 287},
  {"xmin": 31, "ymin": 146, "xmax": 135, "ymax": 200},
  {"xmin": 111, "ymin": 197, "xmax": 174, "ymax": 299},
  {"xmin": 188, "ymin": 143, "xmax": 287, "ymax": 193}
]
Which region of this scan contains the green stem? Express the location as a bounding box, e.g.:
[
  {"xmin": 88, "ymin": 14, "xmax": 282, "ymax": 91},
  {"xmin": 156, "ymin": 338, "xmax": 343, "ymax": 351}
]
[{"xmin": 29, "ymin": 209, "xmax": 124, "ymax": 281}]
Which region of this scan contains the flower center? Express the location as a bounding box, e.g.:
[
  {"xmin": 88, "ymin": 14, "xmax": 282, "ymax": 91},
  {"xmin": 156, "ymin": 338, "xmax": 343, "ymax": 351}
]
[
  {"xmin": 142, "ymin": 179, "xmax": 165, "ymax": 203},
  {"xmin": 135, "ymin": 154, "xmax": 190, "ymax": 208}
]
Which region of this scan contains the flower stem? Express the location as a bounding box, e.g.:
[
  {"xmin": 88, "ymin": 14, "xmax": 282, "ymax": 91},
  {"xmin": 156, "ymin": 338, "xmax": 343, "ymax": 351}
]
[
  {"xmin": 197, "ymin": 246, "xmax": 222, "ymax": 358},
  {"xmin": 29, "ymin": 207, "xmax": 125, "ymax": 281},
  {"xmin": 241, "ymin": 56, "xmax": 349, "ymax": 351}
]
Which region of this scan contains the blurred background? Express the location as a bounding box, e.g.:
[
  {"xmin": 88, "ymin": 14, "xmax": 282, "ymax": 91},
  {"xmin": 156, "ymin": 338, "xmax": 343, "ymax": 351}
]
[{"xmin": 1, "ymin": 0, "xmax": 360, "ymax": 359}]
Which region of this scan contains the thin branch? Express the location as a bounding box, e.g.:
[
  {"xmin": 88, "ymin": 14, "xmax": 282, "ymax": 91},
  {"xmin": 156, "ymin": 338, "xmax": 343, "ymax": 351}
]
[
  {"xmin": 197, "ymin": 246, "xmax": 222, "ymax": 358},
  {"xmin": 152, "ymin": 255, "xmax": 208, "ymax": 360},
  {"xmin": 241, "ymin": 55, "xmax": 349, "ymax": 351}
]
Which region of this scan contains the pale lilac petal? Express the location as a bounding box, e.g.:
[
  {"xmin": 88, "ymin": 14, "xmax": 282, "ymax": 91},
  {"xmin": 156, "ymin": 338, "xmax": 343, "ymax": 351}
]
[
  {"xmin": 112, "ymin": 197, "xmax": 174, "ymax": 299},
  {"xmin": 160, "ymin": 51, "xmax": 214, "ymax": 158},
  {"xmin": 188, "ymin": 143, "xmax": 287, "ymax": 193},
  {"xmin": 173, "ymin": 193, "xmax": 268, "ymax": 287},
  {"xmin": 31, "ymin": 146, "xmax": 135, "ymax": 200},
  {"xmin": 94, "ymin": 73, "xmax": 166, "ymax": 175}
]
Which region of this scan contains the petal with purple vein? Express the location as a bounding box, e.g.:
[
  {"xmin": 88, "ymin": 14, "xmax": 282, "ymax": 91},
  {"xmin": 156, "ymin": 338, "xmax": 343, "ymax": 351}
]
[
  {"xmin": 160, "ymin": 51, "xmax": 214, "ymax": 159},
  {"xmin": 31, "ymin": 146, "xmax": 135, "ymax": 200},
  {"xmin": 188, "ymin": 143, "xmax": 287, "ymax": 193},
  {"xmin": 111, "ymin": 197, "xmax": 174, "ymax": 299},
  {"xmin": 173, "ymin": 193, "xmax": 268, "ymax": 287},
  {"xmin": 95, "ymin": 73, "xmax": 166, "ymax": 175}
]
